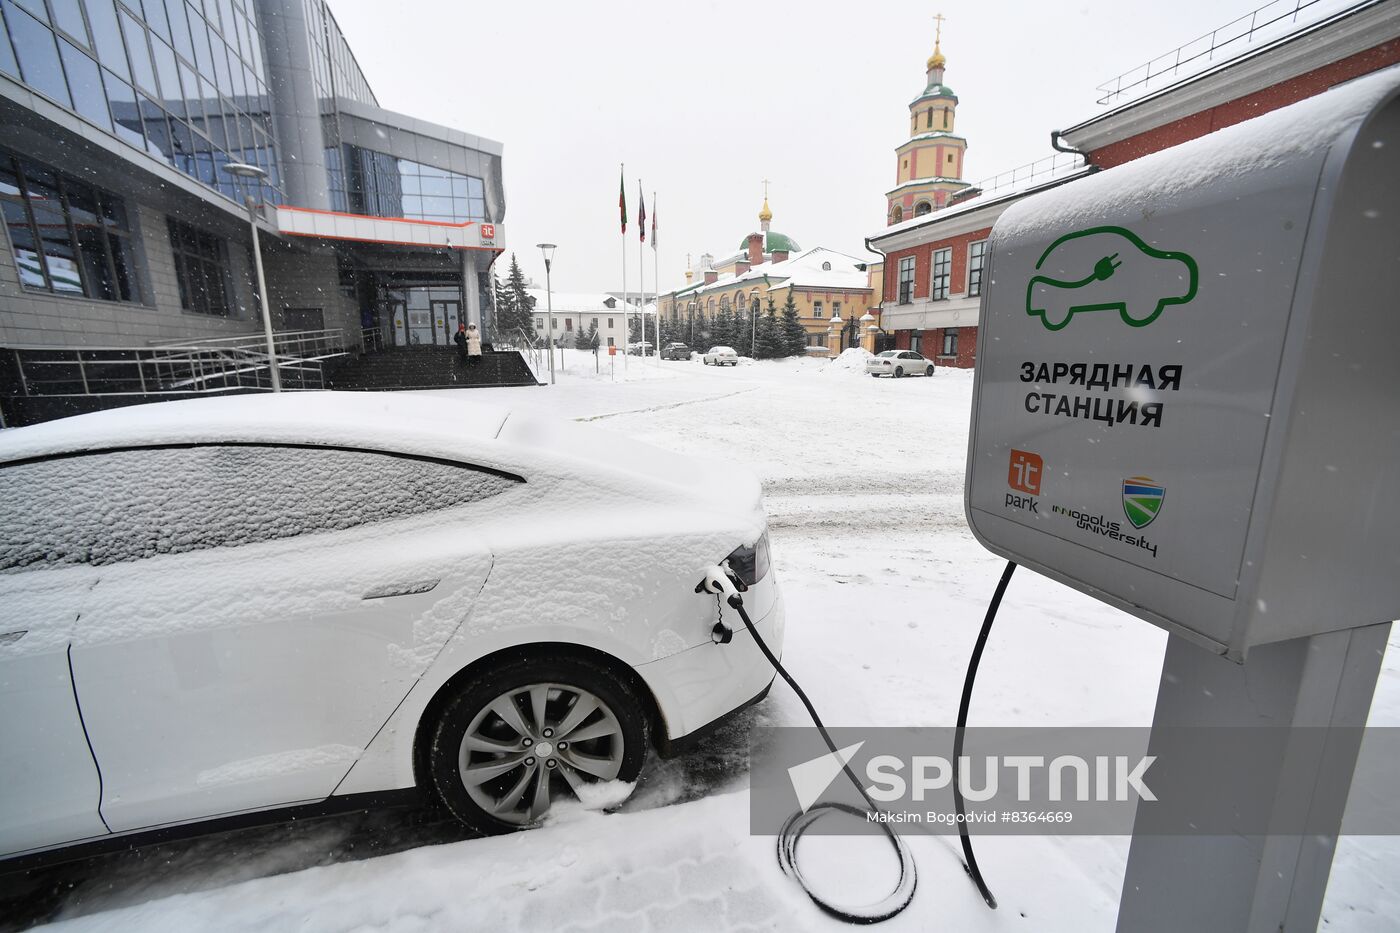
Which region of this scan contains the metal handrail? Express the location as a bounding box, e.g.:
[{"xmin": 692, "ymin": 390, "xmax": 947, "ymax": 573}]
[
  {"xmin": 149, "ymin": 328, "xmax": 344, "ymax": 350},
  {"xmin": 6, "ymin": 330, "xmax": 352, "ymax": 398},
  {"xmin": 1094, "ymin": 0, "xmax": 1363, "ymax": 107},
  {"xmin": 361, "ymin": 326, "xmax": 385, "ymax": 353}
]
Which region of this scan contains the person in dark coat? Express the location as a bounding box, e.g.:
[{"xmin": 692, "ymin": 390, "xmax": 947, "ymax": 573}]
[{"xmin": 453, "ymin": 322, "xmax": 468, "ymax": 363}]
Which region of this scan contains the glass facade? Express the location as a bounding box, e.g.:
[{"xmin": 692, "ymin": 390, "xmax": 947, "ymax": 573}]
[
  {"xmin": 330, "ymin": 145, "xmax": 487, "ymax": 224},
  {"xmin": 0, "ymin": 0, "xmax": 282, "ymax": 206},
  {"xmin": 1, "ymin": 152, "xmax": 143, "ymax": 302},
  {"xmin": 302, "ymin": 0, "xmax": 374, "ymax": 106},
  {"xmin": 167, "ymin": 217, "xmax": 231, "ymax": 315}
]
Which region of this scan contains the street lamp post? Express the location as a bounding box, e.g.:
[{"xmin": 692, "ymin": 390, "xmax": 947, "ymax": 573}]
[
  {"xmin": 222, "ymin": 163, "xmax": 280, "ymax": 392},
  {"xmin": 537, "ymin": 243, "xmax": 557, "ymax": 385}
]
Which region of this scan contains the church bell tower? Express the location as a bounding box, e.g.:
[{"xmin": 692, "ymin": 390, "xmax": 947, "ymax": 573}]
[{"xmin": 885, "ymin": 14, "xmax": 970, "ymax": 225}]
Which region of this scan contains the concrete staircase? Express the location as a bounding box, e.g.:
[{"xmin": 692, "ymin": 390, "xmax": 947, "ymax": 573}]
[{"xmin": 326, "ymin": 347, "xmax": 540, "ymax": 391}]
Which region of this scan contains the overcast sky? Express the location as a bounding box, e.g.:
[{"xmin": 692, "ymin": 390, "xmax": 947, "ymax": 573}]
[{"xmin": 331, "ymin": 0, "xmax": 1264, "ymax": 294}]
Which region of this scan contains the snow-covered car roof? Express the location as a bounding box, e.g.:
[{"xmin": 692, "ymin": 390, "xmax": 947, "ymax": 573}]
[
  {"xmin": 0, "ymin": 393, "xmax": 510, "ymax": 466},
  {"xmin": 0, "ymin": 392, "xmax": 766, "ymax": 522}
]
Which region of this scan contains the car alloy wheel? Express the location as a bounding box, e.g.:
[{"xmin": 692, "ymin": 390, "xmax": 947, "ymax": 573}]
[
  {"xmin": 895, "ymin": 367, "xmax": 904, "ymax": 377},
  {"xmin": 428, "ymin": 656, "xmax": 647, "ymax": 834},
  {"xmin": 925, "ymin": 366, "xmax": 934, "ymax": 376}
]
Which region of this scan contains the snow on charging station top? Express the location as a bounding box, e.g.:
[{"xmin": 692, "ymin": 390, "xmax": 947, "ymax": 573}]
[{"xmin": 966, "ymin": 65, "xmax": 1400, "ymax": 660}]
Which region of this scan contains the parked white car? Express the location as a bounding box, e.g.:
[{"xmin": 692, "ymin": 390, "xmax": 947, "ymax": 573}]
[
  {"xmin": 867, "ymin": 349, "xmax": 935, "ymax": 377},
  {"xmin": 0, "ymin": 393, "xmax": 783, "ymax": 860},
  {"xmin": 703, "ymin": 346, "xmax": 739, "ymax": 366}
]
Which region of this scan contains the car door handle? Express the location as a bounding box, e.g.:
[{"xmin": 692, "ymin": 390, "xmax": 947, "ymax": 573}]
[
  {"xmin": 362, "ymin": 579, "xmax": 440, "ymax": 600},
  {"xmin": 0, "ymin": 631, "xmax": 26, "ymax": 646}
]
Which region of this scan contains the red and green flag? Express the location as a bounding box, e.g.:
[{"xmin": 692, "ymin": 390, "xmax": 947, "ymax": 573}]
[
  {"xmin": 637, "ymin": 180, "xmax": 646, "ymax": 242},
  {"xmin": 619, "ymin": 167, "xmax": 627, "ymax": 234}
]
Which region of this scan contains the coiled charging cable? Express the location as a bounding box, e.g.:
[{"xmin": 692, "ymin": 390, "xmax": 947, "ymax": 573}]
[{"xmin": 698, "ymin": 560, "xmax": 1017, "ymax": 924}]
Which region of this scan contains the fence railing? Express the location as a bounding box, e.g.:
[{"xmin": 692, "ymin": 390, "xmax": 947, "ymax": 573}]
[
  {"xmin": 6, "ymin": 329, "xmax": 351, "ymax": 399},
  {"xmin": 954, "ymin": 152, "xmax": 1092, "ymax": 206},
  {"xmin": 1094, "ymin": 0, "xmax": 1367, "ymax": 107}
]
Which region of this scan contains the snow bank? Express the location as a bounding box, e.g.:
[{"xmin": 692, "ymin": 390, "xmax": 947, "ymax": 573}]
[{"xmin": 822, "ymin": 347, "xmax": 874, "ymax": 376}]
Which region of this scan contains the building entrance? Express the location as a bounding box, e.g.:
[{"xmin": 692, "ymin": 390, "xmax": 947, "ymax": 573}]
[{"xmin": 382, "ymin": 286, "xmax": 463, "ymax": 347}]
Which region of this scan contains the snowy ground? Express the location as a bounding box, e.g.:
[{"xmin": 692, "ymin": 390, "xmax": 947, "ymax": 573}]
[{"xmin": 6, "ymin": 349, "xmax": 1397, "ymax": 932}]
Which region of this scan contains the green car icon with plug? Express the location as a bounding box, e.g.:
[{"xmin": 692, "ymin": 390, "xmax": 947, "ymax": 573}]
[{"xmin": 1025, "ymin": 226, "xmax": 1198, "ymax": 331}]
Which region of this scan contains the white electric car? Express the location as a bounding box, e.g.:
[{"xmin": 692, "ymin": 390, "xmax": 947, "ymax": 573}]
[{"xmin": 0, "ymin": 393, "xmax": 783, "ymax": 861}]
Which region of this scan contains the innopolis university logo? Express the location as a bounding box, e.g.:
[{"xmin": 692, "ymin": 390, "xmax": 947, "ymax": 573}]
[
  {"xmin": 1122, "ymin": 476, "xmax": 1165, "ymax": 529},
  {"xmin": 1026, "ymin": 226, "xmax": 1198, "ymax": 331}
]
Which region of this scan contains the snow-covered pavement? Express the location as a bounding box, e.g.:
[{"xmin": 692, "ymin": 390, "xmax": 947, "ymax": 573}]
[{"xmin": 13, "ymin": 350, "xmax": 1399, "ymax": 932}]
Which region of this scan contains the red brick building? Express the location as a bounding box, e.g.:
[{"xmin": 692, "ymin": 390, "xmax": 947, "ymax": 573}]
[{"xmin": 868, "ymin": 2, "xmax": 1400, "ymax": 369}]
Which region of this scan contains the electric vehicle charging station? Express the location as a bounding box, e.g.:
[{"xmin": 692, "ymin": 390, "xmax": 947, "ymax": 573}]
[{"xmin": 967, "ymin": 65, "xmax": 1400, "ymax": 933}]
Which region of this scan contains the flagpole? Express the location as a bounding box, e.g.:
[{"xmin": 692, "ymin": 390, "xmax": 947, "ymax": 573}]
[
  {"xmin": 637, "ymin": 180, "xmax": 645, "ymax": 379},
  {"xmin": 652, "ymin": 191, "xmax": 660, "ymax": 368},
  {"xmin": 620, "ymin": 163, "xmax": 628, "ymax": 376}
]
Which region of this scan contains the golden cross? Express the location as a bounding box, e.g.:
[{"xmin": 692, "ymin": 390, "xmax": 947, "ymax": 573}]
[
  {"xmin": 762, "ymin": 178, "xmax": 770, "ymax": 199},
  {"xmin": 934, "ymin": 12, "xmax": 946, "ymax": 46}
]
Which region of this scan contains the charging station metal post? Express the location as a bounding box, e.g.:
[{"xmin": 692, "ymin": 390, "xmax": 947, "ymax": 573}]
[{"xmin": 966, "ymin": 67, "xmax": 1400, "ymax": 933}]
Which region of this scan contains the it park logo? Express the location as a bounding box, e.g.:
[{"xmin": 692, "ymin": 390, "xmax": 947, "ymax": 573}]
[
  {"xmin": 1005, "ymin": 448, "xmax": 1042, "ymax": 514},
  {"xmin": 1121, "ymin": 476, "xmax": 1165, "ymax": 529}
]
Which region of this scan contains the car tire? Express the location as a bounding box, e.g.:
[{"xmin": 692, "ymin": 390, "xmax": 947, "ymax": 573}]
[
  {"xmin": 925, "ymin": 366, "xmax": 934, "ymax": 377},
  {"xmin": 870, "ymin": 372, "xmax": 879, "ymax": 378},
  {"xmin": 427, "ymin": 654, "xmax": 649, "ymax": 836},
  {"xmin": 895, "ymin": 367, "xmax": 904, "ymax": 378}
]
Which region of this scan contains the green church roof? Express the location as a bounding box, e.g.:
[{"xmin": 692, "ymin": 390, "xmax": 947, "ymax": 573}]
[
  {"xmin": 912, "ymin": 84, "xmax": 957, "ymax": 104},
  {"xmin": 737, "ymin": 230, "xmax": 801, "ymax": 253}
]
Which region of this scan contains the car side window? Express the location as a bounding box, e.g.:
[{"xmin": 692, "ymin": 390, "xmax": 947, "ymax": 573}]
[{"xmin": 0, "ymin": 445, "xmax": 520, "ymax": 573}]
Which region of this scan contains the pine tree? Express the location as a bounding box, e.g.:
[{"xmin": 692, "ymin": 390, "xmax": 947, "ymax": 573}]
[
  {"xmin": 575, "ymin": 320, "xmax": 598, "ymax": 350},
  {"xmin": 493, "ymin": 272, "xmax": 516, "ymax": 345},
  {"xmin": 714, "ymin": 306, "xmax": 735, "ymax": 349},
  {"xmin": 735, "ymin": 304, "xmax": 755, "ymax": 358},
  {"xmin": 691, "ymin": 309, "xmax": 709, "ymax": 349},
  {"xmin": 496, "ymin": 254, "xmax": 537, "ymax": 346},
  {"xmin": 754, "ymin": 306, "xmax": 783, "ymax": 359},
  {"xmin": 781, "ymin": 289, "xmax": 808, "ymax": 357}
]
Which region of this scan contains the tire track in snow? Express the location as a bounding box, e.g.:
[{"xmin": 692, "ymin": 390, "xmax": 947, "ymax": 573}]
[{"xmin": 573, "ymin": 387, "xmax": 762, "ymax": 422}]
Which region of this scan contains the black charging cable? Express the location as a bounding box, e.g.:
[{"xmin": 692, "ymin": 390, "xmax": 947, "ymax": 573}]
[
  {"xmin": 953, "ymin": 560, "xmax": 1016, "ymax": 908},
  {"xmin": 701, "ymin": 559, "xmax": 1017, "ymax": 923}
]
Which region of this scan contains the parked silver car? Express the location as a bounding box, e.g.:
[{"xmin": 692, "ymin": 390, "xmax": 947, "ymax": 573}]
[
  {"xmin": 867, "ymin": 350, "xmax": 934, "ymax": 378},
  {"xmin": 703, "ymin": 346, "xmax": 739, "ymax": 366}
]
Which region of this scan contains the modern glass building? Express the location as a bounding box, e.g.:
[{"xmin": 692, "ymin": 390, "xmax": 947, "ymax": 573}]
[{"xmin": 0, "ymin": 0, "xmax": 505, "ymax": 374}]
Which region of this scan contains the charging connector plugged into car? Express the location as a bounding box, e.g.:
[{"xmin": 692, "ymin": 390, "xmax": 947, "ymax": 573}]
[{"xmin": 696, "ymin": 556, "xmax": 1017, "ymax": 924}]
